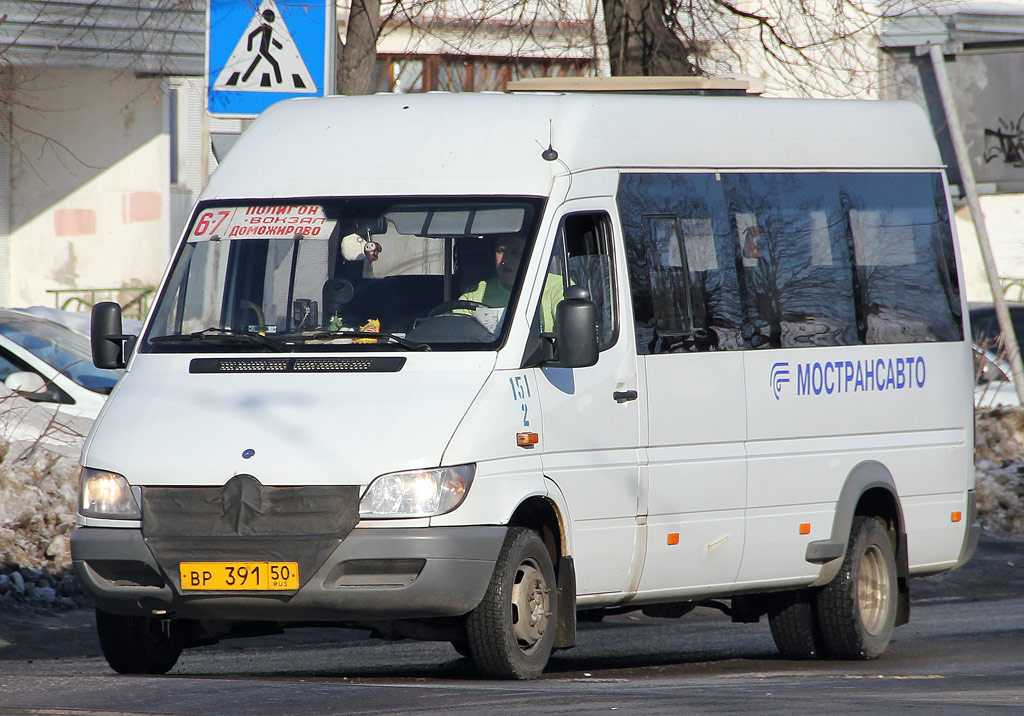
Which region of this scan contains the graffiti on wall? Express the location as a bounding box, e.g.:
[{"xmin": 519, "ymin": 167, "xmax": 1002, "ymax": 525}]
[{"xmin": 984, "ymin": 112, "xmax": 1024, "ymax": 168}]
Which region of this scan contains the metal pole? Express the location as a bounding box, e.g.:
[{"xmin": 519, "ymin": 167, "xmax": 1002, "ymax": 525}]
[
  {"xmin": 929, "ymin": 43, "xmax": 1024, "ymax": 404},
  {"xmin": 325, "ymin": 0, "xmax": 337, "ymax": 95}
]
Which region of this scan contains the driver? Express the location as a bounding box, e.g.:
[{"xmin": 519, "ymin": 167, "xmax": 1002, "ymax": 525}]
[{"xmin": 458, "ymin": 235, "xmax": 564, "ymax": 332}]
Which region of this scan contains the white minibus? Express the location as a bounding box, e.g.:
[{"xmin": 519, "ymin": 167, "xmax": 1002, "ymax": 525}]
[{"xmin": 73, "ymin": 78, "xmax": 977, "ymax": 679}]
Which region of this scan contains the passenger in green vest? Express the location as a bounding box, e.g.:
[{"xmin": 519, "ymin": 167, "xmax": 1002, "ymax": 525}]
[{"xmin": 459, "ymin": 235, "xmax": 564, "ymax": 332}]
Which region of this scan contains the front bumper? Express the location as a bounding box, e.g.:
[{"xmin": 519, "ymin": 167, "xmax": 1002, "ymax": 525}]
[{"xmin": 72, "ymin": 525, "xmax": 506, "ymax": 621}]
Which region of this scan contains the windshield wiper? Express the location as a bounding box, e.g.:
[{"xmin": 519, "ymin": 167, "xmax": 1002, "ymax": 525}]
[
  {"xmin": 303, "ymin": 331, "xmax": 431, "ymax": 351},
  {"xmin": 150, "ymin": 327, "xmax": 289, "ymax": 352}
]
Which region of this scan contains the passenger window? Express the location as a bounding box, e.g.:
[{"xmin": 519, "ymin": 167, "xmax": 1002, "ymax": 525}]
[
  {"xmin": 539, "ymin": 212, "xmax": 618, "ymax": 349},
  {"xmin": 841, "ymin": 173, "xmax": 962, "ymax": 344},
  {"xmin": 619, "ymin": 171, "xmax": 962, "ymax": 353},
  {"xmin": 723, "ymin": 173, "xmax": 859, "ymax": 349},
  {"xmin": 619, "ymin": 173, "xmax": 744, "ymax": 354}
]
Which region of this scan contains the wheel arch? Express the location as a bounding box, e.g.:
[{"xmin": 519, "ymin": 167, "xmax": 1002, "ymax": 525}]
[
  {"xmin": 807, "ymin": 461, "xmax": 908, "ymax": 601},
  {"xmin": 508, "ymin": 495, "xmax": 564, "ymax": 564},
  {"xmin": 506, "ymin": 485, "xmax": 577, "ymax": 649}
]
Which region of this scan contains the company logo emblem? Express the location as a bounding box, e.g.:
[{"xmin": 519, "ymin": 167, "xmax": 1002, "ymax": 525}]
[{"xmin": 770, "ymin": 361, "xmax": 790, "ymax": 400}]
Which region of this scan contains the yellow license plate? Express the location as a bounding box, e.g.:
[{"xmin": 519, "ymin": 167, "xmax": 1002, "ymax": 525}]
[{"xmin": 179, "ymin": 562, "xmax": 299, "ymax": 591}]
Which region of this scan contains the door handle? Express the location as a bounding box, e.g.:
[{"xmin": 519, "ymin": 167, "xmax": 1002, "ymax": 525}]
[{"xmin": 613, "ymin": 389, "xmax": 638, "ymax": 403}]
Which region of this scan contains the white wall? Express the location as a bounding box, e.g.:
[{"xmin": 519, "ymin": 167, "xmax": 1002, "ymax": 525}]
[
  {"xmin": 955, "ymin": 194, "xmax": 1024, "ymax": 303},
  {"xmin": 8, "ymin": 67, "xmax": 172, "ymax": 308}
]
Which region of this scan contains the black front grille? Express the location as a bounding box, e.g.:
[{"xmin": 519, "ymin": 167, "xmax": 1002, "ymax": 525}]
[{"xmin": 189, "ymin": 356, "xmax": 406, "ymax": 374}]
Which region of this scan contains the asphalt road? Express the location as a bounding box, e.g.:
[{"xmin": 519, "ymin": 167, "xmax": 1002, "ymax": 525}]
[{"xmin": 1, "ymin": 533, "xmax": 1023, "ymax": 715}]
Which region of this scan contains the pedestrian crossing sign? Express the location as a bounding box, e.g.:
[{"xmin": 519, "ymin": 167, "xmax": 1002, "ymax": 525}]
[{"xmin": 207, "ymin": 0, "xmax": 335, "ymax": 117}]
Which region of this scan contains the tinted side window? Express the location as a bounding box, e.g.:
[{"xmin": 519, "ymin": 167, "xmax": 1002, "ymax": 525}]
[
  {"xmin": 619, "ymin": 174, "xmax": 743, "ymax": 354},
  {"xmin": 842, "ymin": 173, "xmax": 962, "ymax": 344},
  {"xmin": 723, "ymin": 173, "xmax": 859, "ymax": 349},
  {"xmin": 0, "ymin": 348, "xmax": 33, "ymax": 382},
  {"xmin": 618, "ymin": 171, "xmax": 962, "ymax": 354}
]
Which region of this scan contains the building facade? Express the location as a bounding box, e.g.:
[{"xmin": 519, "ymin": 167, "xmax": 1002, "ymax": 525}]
[
  {"xmin": 0, "ymin": 1, "xmax": 209, "ymax": 312},
  {"xmin": 881, "ymin": 4, "xmax": 1024, "ymax": 303}
]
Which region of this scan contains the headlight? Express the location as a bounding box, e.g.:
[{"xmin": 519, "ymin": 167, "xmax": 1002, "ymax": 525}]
[
  {"xmin": 360, "ymin": 464, "xmax": 475, "ymax": 518},
  {"xmin": 78, "ymin": 468, "xmax": 141, "ymax": 519}
]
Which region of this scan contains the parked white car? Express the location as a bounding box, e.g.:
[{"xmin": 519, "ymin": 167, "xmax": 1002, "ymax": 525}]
[
  {"xmin": 973, "ymin": 344, "xmax": 1020, "ymax": 408},
  {"xmin": 0, "ymin": 309, "xmax": 122, "ymax": 419},
  {"xmin": 969, "ymin": 303, "xmax": 1024, "ymax": 408}
]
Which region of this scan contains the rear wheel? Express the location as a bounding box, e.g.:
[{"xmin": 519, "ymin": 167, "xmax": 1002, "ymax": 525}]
[
  {"xmin": 465, "ymin": 527, "xmax": 557, "ymax": 679},
  {"xmin": 95, "ymin": 609, "xmax": 183, "ymax": 674},
  {"xmin": 815, "ymin": 516, "xmax": 898, "ymax": 659},
  {"xmin": 768, "ymin": 590, "xmax": 826, "ymax": 659}
]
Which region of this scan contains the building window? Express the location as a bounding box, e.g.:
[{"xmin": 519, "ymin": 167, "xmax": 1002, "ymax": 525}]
[{"xmin": 372, "ymin": 54, "xmax": 597, "ymax": 93}]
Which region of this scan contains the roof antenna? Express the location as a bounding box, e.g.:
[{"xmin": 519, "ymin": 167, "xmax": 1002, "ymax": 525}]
[
  {"xmin": 541, "ymin": 119, "xmax": 558, "ymax": 161},
  {"xmin": 535, "ymin": 121, "xmax": 572, "ymax": 201}
]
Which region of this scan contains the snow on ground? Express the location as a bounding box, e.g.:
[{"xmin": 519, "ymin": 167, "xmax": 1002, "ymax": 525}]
[
  {"xmin": 0, "ymin": 400, "xmax": 1023, "ymax": 610},
  {"xmin": 974, "ymin": 407, "xmax": 1024, "ymax": 534},
  {"xmin": 0, "ymin": 388, "xmax": 90, "ymax": 573}
]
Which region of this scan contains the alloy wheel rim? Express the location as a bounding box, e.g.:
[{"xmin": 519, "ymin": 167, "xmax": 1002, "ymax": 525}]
[{"xmin": 857, "ymin": 544, "xmax": 891, "ymax": 636}]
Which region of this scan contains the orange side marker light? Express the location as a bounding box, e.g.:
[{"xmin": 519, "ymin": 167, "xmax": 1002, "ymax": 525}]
[
  {"xmin": 799, "ymin": 523, "xmax": 811, "ymax": 535},
  {"xmin": 667, "ymin": 533, "xmax": 680, "ymax": 545},
  {"xmin": 516, "ymin": 432, "xmax": 539, "ymax": 448},
  {"xmin": 951, "ymin": 511, "xmax": 962, "ymax": 523}
]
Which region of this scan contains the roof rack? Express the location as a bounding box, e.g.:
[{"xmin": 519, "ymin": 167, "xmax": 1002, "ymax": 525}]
[{"xmin": 505, "ymin": 75, "xmax": 765, "ymax": 96}]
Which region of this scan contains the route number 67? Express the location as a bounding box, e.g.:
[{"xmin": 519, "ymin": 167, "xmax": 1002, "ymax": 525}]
[{"xmin": 193, "ymin": 210, "xmax": 232, "ymax": 237}]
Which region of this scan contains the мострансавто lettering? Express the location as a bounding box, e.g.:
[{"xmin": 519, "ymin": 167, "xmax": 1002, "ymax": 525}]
[{"xmin": 795, "ymin": 357, "xmax": 926, "ymax": 396}]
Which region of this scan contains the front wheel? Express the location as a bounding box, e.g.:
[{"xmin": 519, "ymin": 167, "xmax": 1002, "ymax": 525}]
[
  {"xmin": 815, "ymin": 516, "xmax": 898, "ymax": 659},
  {"xmin": 465, "ymin": 527, "xmax": 557, "ymax": 679},
  {"xmin": 95, "ymin": 609, "xmax": 184, "ymax": 674}
]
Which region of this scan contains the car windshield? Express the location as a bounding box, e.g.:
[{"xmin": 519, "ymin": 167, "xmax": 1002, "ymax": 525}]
[
  {"xmin": 0, "ymin": 315, "xmax": 122, "ymax": 394},
  {"xmin": 144, "ymin": 197, "xmax": 544, "ymax": 353}
]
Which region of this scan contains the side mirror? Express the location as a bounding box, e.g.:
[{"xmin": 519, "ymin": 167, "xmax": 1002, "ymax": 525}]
[
  {"xmin": 551, "ymin": 286, "xmax": 599, "ymax": 368},
  {"xmin": 4, "ymin": 371, "xmax": 68, "ymax": 404},
  {"xmin": 5, "ymin": 371, "xmax": 47, "ymax": 394},
  {"xmin": 92, "ymin": 302, "xmax": 135, "ymax": 369}
]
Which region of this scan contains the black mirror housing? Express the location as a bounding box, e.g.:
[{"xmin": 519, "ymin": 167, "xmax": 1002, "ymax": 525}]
[
  {"xmin": 92, "ymin": 302, "xmax": 131, "ymax": 369},
  {"xmin": 551, "ymin": 286, "xmax": 599, "ymax": 368}
]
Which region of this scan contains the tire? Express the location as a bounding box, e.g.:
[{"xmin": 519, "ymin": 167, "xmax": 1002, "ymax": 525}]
[
  {"xmin": 768, "ymin": 590, "xmax": 826, "ymax": 659},
  {"xmin": 465, "ymin": 527, "xmax": 557, "ymax": 679},
  {"xmin": 95, "ymin": 609, "xmax": 184, "ymax": 674},
  {"xmin": 815, "ymin": 516, "xmax": 898, "ymax": 659}
]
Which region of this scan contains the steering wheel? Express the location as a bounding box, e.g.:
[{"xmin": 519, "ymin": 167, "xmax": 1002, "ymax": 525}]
[{"xmin": 426, "ymin": 300, "xmax": 486, "ymax": 318}]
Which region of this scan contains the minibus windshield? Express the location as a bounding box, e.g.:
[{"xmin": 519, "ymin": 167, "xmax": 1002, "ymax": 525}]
[{"xmin": 144, "ymin": 198, "xmax": 544, "ymax": 353}]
